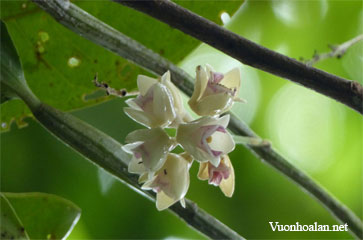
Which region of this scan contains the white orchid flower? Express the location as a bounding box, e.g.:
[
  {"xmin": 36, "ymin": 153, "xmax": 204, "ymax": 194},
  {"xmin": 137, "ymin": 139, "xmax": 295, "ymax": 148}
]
[
  {"xmin": 123, "ymin": 128, "xmax": 175, "ymax": 174},
  {"xmin": 124, "ymin": 72, "xmax": 176, "ymax": 128},
  {"xmin": 198, "ymin": 155, "xmax": 235, "ymax": 197},
  {"xmin": 142, "ymin": 153, "xmax": 191, "ymax": 211},
  {"xmin": 124, "ymin": 71, "xmax": 188, "ymax": 128},
  {"xmin": 188, "ymin": 64, "xmax": 244, "ymax": 116},
  {"xmin": 176, "ymin": 114, "xmax": 235, "ymax": 167}
]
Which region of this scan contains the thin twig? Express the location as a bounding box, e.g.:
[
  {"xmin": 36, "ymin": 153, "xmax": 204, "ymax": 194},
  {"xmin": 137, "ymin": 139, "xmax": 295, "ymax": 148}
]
[
  {"xmin": 233, "ymin": 135, "xmax": 270, "ymax": 147},
  {"xmin": 306, "ymin": 34, "xmax": 363, "ymax": 66},
  {"xmin": 113, "ymin": 0, "xmax": 363, "ymax": 115},
  {"xmin": 93, "ymin": 73, "xmax": 138, "ymax": 97},
  {"xmin": 32, "ymin": 0, "xmax": 363, "ymax": 238}
]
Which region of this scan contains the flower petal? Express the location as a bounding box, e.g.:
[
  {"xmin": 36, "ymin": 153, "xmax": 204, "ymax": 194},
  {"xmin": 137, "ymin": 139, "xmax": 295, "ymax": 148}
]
[
  {"xmin": 221, "ymin": 67, "xmax": 241, "ymax": 96},
  {"xmin": 141, "ymin": 175, "xmax": 158, "ymax": 190},
  {"xmin": 142, "ymin": 153, "xmax": 190, "ymax": 210},
  {"xmin": 156, "ymin": 191, "xmax": 177, "ymax": 211},
  {"xmin": 125, "ymin": 127, "xmax": 166, "ymax": 143},
  {"xmin": 197, "ymin": 162, "xmax": 209, "ymax": 180},
  {"xmin": 216, "ymin": 114, "xmax": 230, "ymax": 128},
  {"xmin": 125, "ymin": 98, "xmax": 141, "ymax": 110},
  {"xmin": 180, "ymin": 198, "xmax": 186, "ymax": 208},
  {"xmin": 189, "ymin": 65, "xmax": 208, "ymax": 104},
  {"xmin": 122, "ymin": 141, "xmax": 143, "ymax": 154},
  {"xmin": 123, "ymin": 107, "xmax": 153, "ymax": 128},
  {"xmin": 128, "ymin": 155, "xmax": 146, "ymax": 174},
  {"xmin": 176, "ymin": 115, "xmax": 233, "ymax": 165},
  {"xmin": 161, "ymin": 71, "xmax": 184, "ymax": 116},
  {"xmin": 209, "ymin": 129, "xmax": 235, "ymax": 154},
  {"xmin": 137, "ymin": 75, "xmax": 158, "ymax": 96},
  {"xmin": 125, "ymin": 128, "xmax": 173, "ymax": 172},
  {"xmin": 193, "ymin": 93, "xmax": 232, "ymax": 116},
  {"xmin": 219, "ymin": 156, "xmax": 235, "ymax": 197},
  {"xmin": 153, "ymin": 83, "xmax": 176, "ymax": 126},
  {"xmin": 138, "ymin": 172, "xmax": 149, "ymax": 184}
]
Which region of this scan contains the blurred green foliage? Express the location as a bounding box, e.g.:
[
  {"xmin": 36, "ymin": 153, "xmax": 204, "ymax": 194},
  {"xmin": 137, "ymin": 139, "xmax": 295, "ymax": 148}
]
[{"xmin": 1, "ymin": 0, "xmax": 362, "ymax": 239}]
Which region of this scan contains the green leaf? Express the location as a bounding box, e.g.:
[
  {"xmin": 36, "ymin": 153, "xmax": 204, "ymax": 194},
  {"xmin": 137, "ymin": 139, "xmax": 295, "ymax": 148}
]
[
  {"xmin": 0, "ymin": 0, "xmax": 242, "ymax": 132},
  {"xmin": 3, "ymin": 192, "xmax": 81, "ymax": 240},
  {"xmin": 0, "ymin": 193, "xmax": 29, "ymax": 240},
  {"xmin": 1, "ymin": 20, "xmax": 41, "ymax": 130},
  {"xmin": 0, "ymin": 20, "xmax": 25, "ymax": 103}
]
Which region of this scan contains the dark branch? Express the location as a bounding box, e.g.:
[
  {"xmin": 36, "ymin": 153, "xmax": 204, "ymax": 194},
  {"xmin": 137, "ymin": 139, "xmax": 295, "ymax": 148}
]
[{"xmin": 114, "ymin": 0, "xmax": 363, "ymax": 115}]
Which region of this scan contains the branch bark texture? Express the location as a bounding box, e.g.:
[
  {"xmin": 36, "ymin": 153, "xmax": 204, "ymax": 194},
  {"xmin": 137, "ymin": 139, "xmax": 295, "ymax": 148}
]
[
  {"xmin": 114, "ymin": 0, "xmax": 363, "ymax": 115},
  {"xmin": 32, "ymin": 0, "xmax": 363, "ymax": 238}
]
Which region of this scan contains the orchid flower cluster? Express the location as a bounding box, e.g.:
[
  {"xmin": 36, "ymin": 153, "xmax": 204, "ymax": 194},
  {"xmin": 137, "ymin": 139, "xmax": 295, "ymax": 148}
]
[{"xmin": 122, "ymin": 64, "xmax": 243, "ymax": 210}]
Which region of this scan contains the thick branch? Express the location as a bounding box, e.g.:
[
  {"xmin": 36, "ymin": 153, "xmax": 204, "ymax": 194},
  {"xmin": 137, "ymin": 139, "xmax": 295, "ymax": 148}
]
[
  {"xmin": 114, "ymin": 0, "xmax": 363, "ymax": 115},
  {"xmin": 32, "ymin": 0, "xmax": 363, "ymax": 238},
  {"xmin": 306, "ymin": 34, "xmax": 363, "ymax": 66}
]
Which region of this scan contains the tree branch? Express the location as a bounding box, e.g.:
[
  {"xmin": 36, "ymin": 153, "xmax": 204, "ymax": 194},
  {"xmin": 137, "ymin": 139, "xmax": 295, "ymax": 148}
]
[
  {"xmin": 31, "ymin": 0, "xmax": 363, "ymax": 238},
  {"xmin": 113, "ymin": 0, "xmax": 363, "ymax": 115},
  {"xmin": 306, "ymin": 34, "xmax": 363, "ymax": 66}
]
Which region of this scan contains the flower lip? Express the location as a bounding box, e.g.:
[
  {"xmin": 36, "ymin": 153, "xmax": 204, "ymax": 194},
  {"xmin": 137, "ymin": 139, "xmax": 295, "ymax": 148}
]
[
  {"xmin": 208, "ymin": 160, "xmax": 230, "ymax": 186},
  {"xmin": 198, "ymin": 155, "xmax": 235, "ymax": 197},
  {"xmin": 199, "ymin": 125, "xmax": 225, "ymax": 158}
]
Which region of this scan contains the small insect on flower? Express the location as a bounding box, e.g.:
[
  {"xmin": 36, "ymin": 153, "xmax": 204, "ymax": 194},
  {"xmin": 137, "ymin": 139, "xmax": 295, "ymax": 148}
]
[
  {"xmin": 142, "ymin": 153, "xmax": 191, "ymax": 211},
  {"xmin": 198, "ymin": 155, "xmax": 235, "ymax": 197},
  {"xmin": 176, "ymin": 114, "xmax": 235, "ymax": 167},
  {"xmin": 188, "ymin": 64, "xmax": 245, "ymax": 116}
]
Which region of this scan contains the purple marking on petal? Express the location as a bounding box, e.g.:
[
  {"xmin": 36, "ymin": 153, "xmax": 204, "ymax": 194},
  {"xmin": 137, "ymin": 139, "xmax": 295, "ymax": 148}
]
[
  {"xmin": 134, "ymin": 88, "xmax": 154, "ymax": 110},
  {"xmin": 213, "ymin": 72, "xmax": 224, "ymax": 83},
  {"xmin": 209, "ymin": 171, "xmax": 223, "ymax": 186},
  {"xmin": 152, "ymin": 186, "xmax": 161, "ymax": 193},
  {"xmin": 216, "ymin": 126, "xmax": 226, "ymax": 133},
  {"xmin": 134, "ymin": 144, "xmax": 151, "ymax": 168},
  {"xmin": 196, "ymin": 125, "xmax": 225, "ymax": 159},
  {"xmin": 208, "ymin": 161, "xmax": 231, "ymax": 186},
  {"xmin": 203, "ymin": 71, "xmax": 237, "ymax": 97},
  {"xmin": 211, "ymin": 150, "xmax": 222, "ymax": 157},
  {"xmin": 221, "ymin": 169, "xmax": 230, "ymax": 179},
  {"xmin": 134, "ymin": 152, "xmax": 142, "ymax": 159}
]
